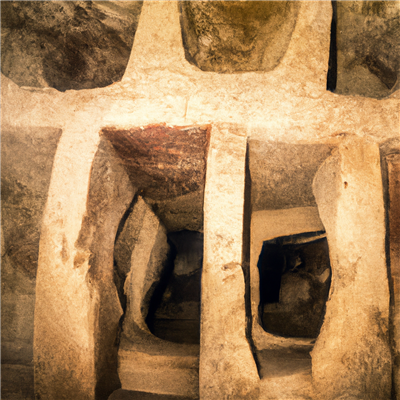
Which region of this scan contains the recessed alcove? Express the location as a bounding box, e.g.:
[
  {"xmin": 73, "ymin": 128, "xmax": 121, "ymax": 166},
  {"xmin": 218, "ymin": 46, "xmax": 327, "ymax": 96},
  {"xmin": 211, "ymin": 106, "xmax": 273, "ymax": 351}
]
[
  {"xmin": 101, "ymin": 124, "xmax": 210, "ymax": 398},
  {"xmin": 179, "ymin": 1, "xmax": 300, "ymax": 73},
  {"xmin": 247, "ymin": 139, "xmax": 335, "ymax": 399},
  {"xmin": 258, "ymin": 232, "xmax": 331, "ymax": 338},
  {"xmin": 147, "ymin": 230, "xmax": 203, "ymax": 345}
]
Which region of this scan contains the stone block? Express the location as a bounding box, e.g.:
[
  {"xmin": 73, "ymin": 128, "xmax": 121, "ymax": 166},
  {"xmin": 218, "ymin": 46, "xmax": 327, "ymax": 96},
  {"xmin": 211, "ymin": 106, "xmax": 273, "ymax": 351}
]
[
  {"xmin": 311, "ymin": 138, "xmax": 391, "ymax": 400},
  {"xmin": 201, "ymin": 124, "xmax": 259, "ymax": 400}
]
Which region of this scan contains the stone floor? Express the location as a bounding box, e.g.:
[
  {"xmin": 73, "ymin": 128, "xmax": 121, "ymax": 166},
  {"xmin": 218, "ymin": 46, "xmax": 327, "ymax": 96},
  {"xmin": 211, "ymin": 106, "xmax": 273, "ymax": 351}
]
[{"xmin": 257, "ymin": 348, "xmax": 313, "ymax": 400}]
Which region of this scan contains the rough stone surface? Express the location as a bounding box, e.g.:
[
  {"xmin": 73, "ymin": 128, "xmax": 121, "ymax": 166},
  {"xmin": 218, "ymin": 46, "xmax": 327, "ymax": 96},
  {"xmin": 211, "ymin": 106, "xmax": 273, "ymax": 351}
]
[
  {"xmin": 34, "ymin": 135, "xmax": 135, "ymax": 400},
  {"xmin": 257, "ymin": 348, "xmax": 312, "ymax": 400},
  {"xmin": 1, "ymin": 1, "xmax": 143, "ymax": 91},
  {"xmin": 102, "ymin": 125, "xmax": 210, "ymax": 200},
  {"xmin": 121, "ymin": 196, "xmax": 170, "ymax": 336},
  {"xmin": 145, "ymin": 190, "xmax": 204, "ymax": 233},
  {"xmin": 179, "ymin": 1, "xmax": 299, "ymax": 73},
  {"xmin": 118, "ymin": 326, "xmax": 200, "ymax": 398},
  {"xmin": 115, "ymin": 196, "xmax": 149, "ymax": 277},
  {"xmin": 387, "ymin": 154, "xmax": 400, "ymax": 400},
  {"xmin": 1, "ymin": 1, "xmax": 398, "ymax": 399},
  {"xmin": 117, "ymin": 200, "xmax": 200, "ymax": 398},
  {"xmin": 1, "ymin": 126, "xmax": 61, "ymax": 400},
  {"xmin": 201, "ymin": 124, "xmax": 259, "ymax": 400},
  {"xmin": 1, "ymin": 364, "xmax": 35, "ymax": 400},
  {"xmin": 336, "ymin": 1, "xmax": 400, "ymax": 98},
  {"xmin": 311, "ymin": 139, "xmax": 391, "ymax": 400},
  {"xmin": 249, "ymin": 141, "xmax": 334, "ymax": 212}
]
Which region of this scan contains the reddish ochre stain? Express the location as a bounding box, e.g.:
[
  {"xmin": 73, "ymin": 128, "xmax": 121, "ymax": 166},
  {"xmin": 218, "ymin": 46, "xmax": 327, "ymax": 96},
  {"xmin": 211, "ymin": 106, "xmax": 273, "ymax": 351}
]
[{"xmin": 100, "ymin": 123, "xmax": 211, "ymax": 199}]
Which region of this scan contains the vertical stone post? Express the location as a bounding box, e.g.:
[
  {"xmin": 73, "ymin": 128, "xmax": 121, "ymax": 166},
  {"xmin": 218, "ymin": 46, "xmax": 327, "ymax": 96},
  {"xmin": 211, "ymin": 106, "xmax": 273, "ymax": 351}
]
[
  {"xmin": 387, "ymin": 154, "xmax": 400, "ymax": 400},
  {"xmin": 312, "ymin": 139, "xmax": 391, "ymax": 400},
  {"xmin": 201, "ymin": 124, "xmax": 259, "ymax": 400},
  {"xmin": 34, "ymin": 116, "xmax": 135, "ymax": 400}
]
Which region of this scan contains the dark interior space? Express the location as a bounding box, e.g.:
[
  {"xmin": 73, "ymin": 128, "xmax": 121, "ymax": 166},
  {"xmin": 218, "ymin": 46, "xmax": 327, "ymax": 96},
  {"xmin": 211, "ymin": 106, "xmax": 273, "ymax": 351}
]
[
  {"xmin": 327, "ymin": 0, "xmax": 337, "ymax": 92},
  {"xmin": 258, "ymin": 232, "xmax": 331, "ymax": 338},
  {"xmin": 146, "ymin": 230, "xmax": 203, "ymax": 345}
]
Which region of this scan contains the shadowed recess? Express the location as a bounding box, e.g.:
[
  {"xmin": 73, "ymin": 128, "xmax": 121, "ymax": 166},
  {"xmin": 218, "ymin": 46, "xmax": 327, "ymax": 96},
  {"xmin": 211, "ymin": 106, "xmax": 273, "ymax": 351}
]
[
  {"xmin": 258, "ymin": 233, "xmax": 331, "ymax": 338},
  {"xmin": 179, "ymin": 1, "xmax": 300, "ymax": 73}
]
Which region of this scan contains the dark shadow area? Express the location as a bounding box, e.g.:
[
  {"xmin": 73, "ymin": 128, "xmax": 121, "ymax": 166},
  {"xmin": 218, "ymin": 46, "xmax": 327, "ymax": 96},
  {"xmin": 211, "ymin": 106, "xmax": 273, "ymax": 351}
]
[
  {"xmin": 327, "ymin": 0, "xmax": 337, "ymax": 92},
  {"xmin": 258, "ymin": 232, "xmax": 331, "ymax": 338},
  {"xmin": 146, "ymin": 230, "xmax": 203, "ymax": 345},
  {"xmin": 109, "ymin": 389, "xmax": 198, "ymax": 400}
]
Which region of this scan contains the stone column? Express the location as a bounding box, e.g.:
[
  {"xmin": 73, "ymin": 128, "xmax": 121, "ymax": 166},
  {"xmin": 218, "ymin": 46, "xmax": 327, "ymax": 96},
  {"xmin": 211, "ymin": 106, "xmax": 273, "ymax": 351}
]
[
  {"xmin": 311, "ymin": 138, "xmax": 391, "ymax": 400},
  {"xmin": 387, "ymin": 154, "xmax": 400, "ymax": 400},
  {"xmin": 200, "ymin": 124, "xmax": 259, "ymax": 400},
  {"xmin": 34, "ymin": 118, "xmax": 135, "ymax": 400}
]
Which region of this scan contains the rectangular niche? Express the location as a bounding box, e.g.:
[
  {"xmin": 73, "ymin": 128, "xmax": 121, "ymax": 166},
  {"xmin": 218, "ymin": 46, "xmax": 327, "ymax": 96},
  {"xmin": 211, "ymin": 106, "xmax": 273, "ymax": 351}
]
[
  {"xmin": 247, "ymin": 139, "xmax": 334, "ymax": 399},
  {"xmin": 101, "ymin": 124, "xmax": 210, "ymax": 398}
]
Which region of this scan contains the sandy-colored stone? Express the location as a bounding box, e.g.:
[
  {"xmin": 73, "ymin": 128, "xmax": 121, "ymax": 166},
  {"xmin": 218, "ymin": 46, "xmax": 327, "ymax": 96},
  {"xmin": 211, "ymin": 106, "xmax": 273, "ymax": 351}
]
[
  {"xmin": 179, "ymin": 1, "xmax": 300, "ymax": 73},
  {"xmin": 118, "ymin": 329, "xmax": 199, "ymax": 398},
  {"xmin": 1, "ymin": 1, "xmax": 143, "ymax": 91},
  {"xmin": 312, "ymin": 138, "xmax": 391, "ymax": 400},
  {"xmin": 388, "ymin": 154, "xmax": 400, "ymax": 400},
  {"xmin": 34, "ymin": 132, "xmax": 135, "ymax": 400},
  {"xmin": 201, "ymin": 123, "xmax": 259, "ymax": 400},
  {"xmin": 0, "ymin": 1, "xmax": 398, "ymax": 399},
  {"xmin": 1, "ymin": 127, "xmax": 61, "ymax": 373},
  {"xmin": 121, "ymin": 196, "xmax": 170, "ymax": 336}
]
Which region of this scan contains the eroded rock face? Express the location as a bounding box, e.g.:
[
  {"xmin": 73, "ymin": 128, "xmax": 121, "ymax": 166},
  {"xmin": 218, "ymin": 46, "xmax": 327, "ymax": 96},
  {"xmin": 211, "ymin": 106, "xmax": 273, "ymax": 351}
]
[
  {"xmin": 34, "ymin": 138, "xmax": 136, "ymax": 400},
  {"xmin": 102, "ymin": 124, "xmax": 210, "ymax": 232},
  {"xmin": 336, "ymin": 1, "xmax": 400, "ymax": 98},
  {"xmin": 117, "ymin": 196, "xmax": 171, "ymax": 337},
  {"xmin": 1, "ymin": 127, "xmax": 61, "ymax": 389},
  {"xmin": 179, "ymin": 1, "xmax": 299, "ymax": 73},
  {"xmin": 1, "ymin": 1, "xmax": 143, "ymax": 91},
  {"xmin": 249, "ymin": 141, "xmax": 333, "ymax": 212},
  {"xmin": 312, "ymin": 139, "xmax": 391, "ymax": 400}
]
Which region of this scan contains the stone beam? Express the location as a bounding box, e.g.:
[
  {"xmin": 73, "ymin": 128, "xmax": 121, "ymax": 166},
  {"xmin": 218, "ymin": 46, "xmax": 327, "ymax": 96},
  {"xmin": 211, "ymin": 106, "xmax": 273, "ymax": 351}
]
[
  {"xmin": 1, "ymin": 2, "xmax": 397, "ymax": 145},
  {"xmin": 201, "ymin": 124, "xmax": 259, "ymax": 399},
  {"xmin": 312, "ymin": 138, "xmax": 391, "ymax": 400}
]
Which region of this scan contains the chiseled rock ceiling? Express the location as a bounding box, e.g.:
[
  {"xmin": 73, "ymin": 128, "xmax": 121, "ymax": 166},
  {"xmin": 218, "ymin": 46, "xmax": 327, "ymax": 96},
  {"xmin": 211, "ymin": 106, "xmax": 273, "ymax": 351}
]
[{"xmin": 1, "ymin": 1, "xmax": 399, "ymax": 96}]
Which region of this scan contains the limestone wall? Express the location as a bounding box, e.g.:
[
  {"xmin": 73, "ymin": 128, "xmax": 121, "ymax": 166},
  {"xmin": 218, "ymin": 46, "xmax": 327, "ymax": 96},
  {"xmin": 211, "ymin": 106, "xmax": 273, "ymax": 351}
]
[{"xmin": 1, "ymin": 1, "xmax": 399, "ymax": 400}]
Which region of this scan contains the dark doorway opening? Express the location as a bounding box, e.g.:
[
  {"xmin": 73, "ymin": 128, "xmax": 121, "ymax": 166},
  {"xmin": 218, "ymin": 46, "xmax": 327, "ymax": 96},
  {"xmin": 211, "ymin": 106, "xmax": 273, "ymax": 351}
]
[
  {"xmin": 258, "ymin": 232, "xmax": 331, "ymax": 338},
  {"xmin": 146, "ymin": 230, "xmax": 203, "ymax": 345}
]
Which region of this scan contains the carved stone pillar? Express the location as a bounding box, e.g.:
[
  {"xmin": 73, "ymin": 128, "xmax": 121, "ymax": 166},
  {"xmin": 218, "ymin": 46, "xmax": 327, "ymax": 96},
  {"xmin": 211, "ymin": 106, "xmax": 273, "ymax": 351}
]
[
  {"xmin": 312, "ymin": 138, "xmax": 391, "ymax": 400},
  {"xmin": 201, "ymin": 124, "xmax": 259, "ymax": 400}
]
